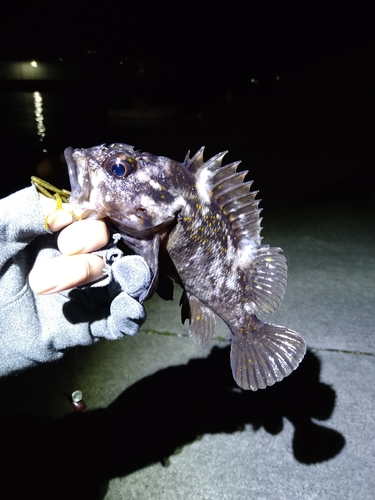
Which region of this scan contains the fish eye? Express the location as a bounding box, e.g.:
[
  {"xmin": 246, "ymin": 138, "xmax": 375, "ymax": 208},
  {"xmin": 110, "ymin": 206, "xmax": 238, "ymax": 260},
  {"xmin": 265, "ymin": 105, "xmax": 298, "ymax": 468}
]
[{"xmin": 105, "ymin": 154, "xmax": 136, "ymax": 178}]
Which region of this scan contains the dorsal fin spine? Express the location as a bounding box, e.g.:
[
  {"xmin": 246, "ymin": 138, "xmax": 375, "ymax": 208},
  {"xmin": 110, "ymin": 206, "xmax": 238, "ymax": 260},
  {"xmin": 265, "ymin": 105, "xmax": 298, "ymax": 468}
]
[
  {"xmin": 186, "ymin": 146, "xmax": 205, "ymax": 173},
  {"xmin": 214, "ymin": 177, "xmax": 251, "ymax": 203},
  {"xmin": 211, "ymin": 162, "xmax": 243, "ymax": 190},
  {"xmin": 201, "ymin": 151, "xmax": 228, "ymax": 172},
  {"xmin": 221, "ymin": 193, "xmax": 259, "ymax": 212},
  {"xmin": 221, "ymin": 195, "xmax": 259, "ymax": 217},
  {"xmin": 183, "ymin": 150, "xmax": 191, "ymax": 165}
]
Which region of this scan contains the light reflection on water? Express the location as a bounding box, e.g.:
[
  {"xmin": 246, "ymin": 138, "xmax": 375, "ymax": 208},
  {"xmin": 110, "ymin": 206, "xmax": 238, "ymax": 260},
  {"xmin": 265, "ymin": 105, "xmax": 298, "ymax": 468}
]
[
  {"xmin": 0, "ymin": 91, "xmax": 54, "ymax": 197},
  {"xmin": 0, "ymin": 91, "xmax": 50, "ymax": 151},
  {"xmin": 33, "ymin": 91, "xmax": 46, "ymax": 145}
]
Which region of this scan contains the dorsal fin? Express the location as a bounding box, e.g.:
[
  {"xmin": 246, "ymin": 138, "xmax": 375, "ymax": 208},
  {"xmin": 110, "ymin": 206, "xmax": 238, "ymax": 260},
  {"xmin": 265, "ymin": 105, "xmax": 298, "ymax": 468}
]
[
  {"xmin": 191, "ymin": 149, "xmax": 288, "ymax": 314},
  {"xmin": 245, "ymin": 245, "xmax": 288, "ymax": 314},
  {"xmin": 187, "ymin": 149, "xmax": 263, "ymax": 245}
]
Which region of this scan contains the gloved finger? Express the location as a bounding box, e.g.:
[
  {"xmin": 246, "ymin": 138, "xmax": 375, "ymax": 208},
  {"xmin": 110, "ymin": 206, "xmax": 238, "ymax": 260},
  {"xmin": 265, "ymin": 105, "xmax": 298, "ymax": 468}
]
[
  {"xmin": 107, "ymin": 291, "xmax": 147, "ymax": 338},
  {"xmin": 29, "ymin": 253, "xmax": 105, "ymax": 294},
  {"xmin": 58, "ymin": 219, "xmax": 110, "ymax": 255},
  {"xmin": 110, "ymin": 256, "xmax": 152, "ymax": 299}
]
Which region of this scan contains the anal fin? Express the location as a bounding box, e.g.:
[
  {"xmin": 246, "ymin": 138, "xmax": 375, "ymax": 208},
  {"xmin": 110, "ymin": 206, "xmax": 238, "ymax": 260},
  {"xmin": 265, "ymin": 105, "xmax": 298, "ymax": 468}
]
[
  {"xmin": 230, "ymin": 316, "xmax": 306, "ymax": 391},
  {"xmin": 180, "ymin": 292, "xmax": 216, "ymax": 345}
]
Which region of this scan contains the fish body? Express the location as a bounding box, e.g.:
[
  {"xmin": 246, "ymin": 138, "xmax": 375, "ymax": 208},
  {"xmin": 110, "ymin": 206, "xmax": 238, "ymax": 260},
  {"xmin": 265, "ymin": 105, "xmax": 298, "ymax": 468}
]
[{"xmin": 65, "ymin": 143, "xmax": 306, "ymax": 390}]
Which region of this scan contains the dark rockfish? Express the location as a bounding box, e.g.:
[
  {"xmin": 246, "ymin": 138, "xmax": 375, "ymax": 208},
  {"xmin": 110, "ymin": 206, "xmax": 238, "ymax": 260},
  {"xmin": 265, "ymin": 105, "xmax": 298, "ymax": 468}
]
[{"xmin": 65, "ymin": 143, "xmax": 306, "ymax": 390}]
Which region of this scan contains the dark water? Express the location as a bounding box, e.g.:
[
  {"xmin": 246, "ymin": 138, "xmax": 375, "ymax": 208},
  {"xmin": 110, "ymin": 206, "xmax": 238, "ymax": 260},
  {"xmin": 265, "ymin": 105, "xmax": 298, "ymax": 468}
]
[{"xmin": 1, "ymin": 54, "xmax": 374, "ymax": 206}]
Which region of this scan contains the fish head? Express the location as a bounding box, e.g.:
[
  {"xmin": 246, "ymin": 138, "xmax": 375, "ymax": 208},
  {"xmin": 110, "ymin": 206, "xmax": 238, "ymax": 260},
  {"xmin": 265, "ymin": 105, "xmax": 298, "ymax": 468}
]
[{"xmin": 65, "ymin": 143, "xmax": 186, "ymax": 237}]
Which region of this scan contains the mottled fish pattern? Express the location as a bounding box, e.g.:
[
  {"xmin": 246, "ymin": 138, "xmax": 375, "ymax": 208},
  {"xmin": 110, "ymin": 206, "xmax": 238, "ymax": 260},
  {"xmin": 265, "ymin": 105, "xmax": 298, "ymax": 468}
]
[{"xmin": 65, "ymin": 143, "xmax": 306, "ymax": 390}]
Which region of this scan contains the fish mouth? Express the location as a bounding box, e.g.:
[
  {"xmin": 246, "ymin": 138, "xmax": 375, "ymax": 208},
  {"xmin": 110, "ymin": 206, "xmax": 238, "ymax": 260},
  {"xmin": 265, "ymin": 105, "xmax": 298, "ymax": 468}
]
[
  {"xmin": 64, "ymin": 147, "xmax": 77, "ymax": 191},
  {"xmin": 64, "ymin": 146, "xmax": 92, "ymax": 207}
]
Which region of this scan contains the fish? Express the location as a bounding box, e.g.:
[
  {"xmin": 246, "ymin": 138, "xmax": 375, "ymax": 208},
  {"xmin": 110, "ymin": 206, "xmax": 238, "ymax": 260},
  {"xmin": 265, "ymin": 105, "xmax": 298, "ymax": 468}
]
[{"xmin": 64, "ymin": 143, "xmax": 306, "ymax": 391}]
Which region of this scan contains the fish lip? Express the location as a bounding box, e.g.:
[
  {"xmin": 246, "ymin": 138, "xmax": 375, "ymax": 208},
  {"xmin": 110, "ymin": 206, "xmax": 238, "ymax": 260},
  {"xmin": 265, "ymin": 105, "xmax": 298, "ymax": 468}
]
[
  {"xmin": 64, "ymin": 146, "xmax": 76, "ymax": 189},
  {"xmin": 64, "ymin": 146, "xmax": 91, "ymax": 206}
]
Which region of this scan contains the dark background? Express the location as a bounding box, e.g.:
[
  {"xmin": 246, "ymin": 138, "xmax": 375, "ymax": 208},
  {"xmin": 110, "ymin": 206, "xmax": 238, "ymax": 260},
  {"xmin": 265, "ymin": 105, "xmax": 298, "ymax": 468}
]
[{"xmin": 0, "ymin": 1, "xmax": 374, "ymax": 205}]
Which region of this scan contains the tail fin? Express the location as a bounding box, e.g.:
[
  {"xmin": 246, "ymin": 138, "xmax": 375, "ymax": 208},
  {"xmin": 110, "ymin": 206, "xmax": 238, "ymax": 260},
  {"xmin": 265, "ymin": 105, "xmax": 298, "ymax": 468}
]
[{"xmin": 230, "ymin": 316, "xmax": 306, "ymax": 391}]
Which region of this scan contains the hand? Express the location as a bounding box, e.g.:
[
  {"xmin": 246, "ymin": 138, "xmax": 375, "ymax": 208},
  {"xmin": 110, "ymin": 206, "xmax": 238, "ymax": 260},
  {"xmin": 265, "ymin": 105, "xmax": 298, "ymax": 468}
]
[{"xmin": 29, "ymin": 196, "xmax": 110, "ymax": 294}]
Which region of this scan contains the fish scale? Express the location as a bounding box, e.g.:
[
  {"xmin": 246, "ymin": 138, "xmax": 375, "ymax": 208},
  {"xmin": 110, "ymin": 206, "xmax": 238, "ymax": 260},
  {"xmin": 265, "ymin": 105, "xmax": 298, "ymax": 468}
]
[{"xmin": 65, "ymin": 143, "xmax": 306, "ymax": 391}]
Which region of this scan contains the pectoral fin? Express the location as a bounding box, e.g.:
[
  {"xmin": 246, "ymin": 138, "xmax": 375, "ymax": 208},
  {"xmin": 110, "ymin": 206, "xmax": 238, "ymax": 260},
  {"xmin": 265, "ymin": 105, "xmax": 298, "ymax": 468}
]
[{"xmin": 180, "ymin": 292, "xmax": 216, "ymax": 345}]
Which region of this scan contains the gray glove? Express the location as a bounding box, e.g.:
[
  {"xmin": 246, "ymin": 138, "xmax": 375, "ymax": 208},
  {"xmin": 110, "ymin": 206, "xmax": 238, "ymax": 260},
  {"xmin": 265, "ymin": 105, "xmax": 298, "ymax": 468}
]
[
  {"xmin": 64, "ymin": 244, "xmax": 152, "ymax": 340},
  {"xmin": 107, "ymin": 255, "xmax": 152, "ymax": 337}
]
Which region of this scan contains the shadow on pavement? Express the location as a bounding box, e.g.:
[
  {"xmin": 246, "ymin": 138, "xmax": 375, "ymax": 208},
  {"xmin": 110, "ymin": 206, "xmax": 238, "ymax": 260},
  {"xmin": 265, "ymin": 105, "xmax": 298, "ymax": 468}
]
[{"xmin": 0, "ymin": 348, "xmax": 345, "ymax": 499}]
